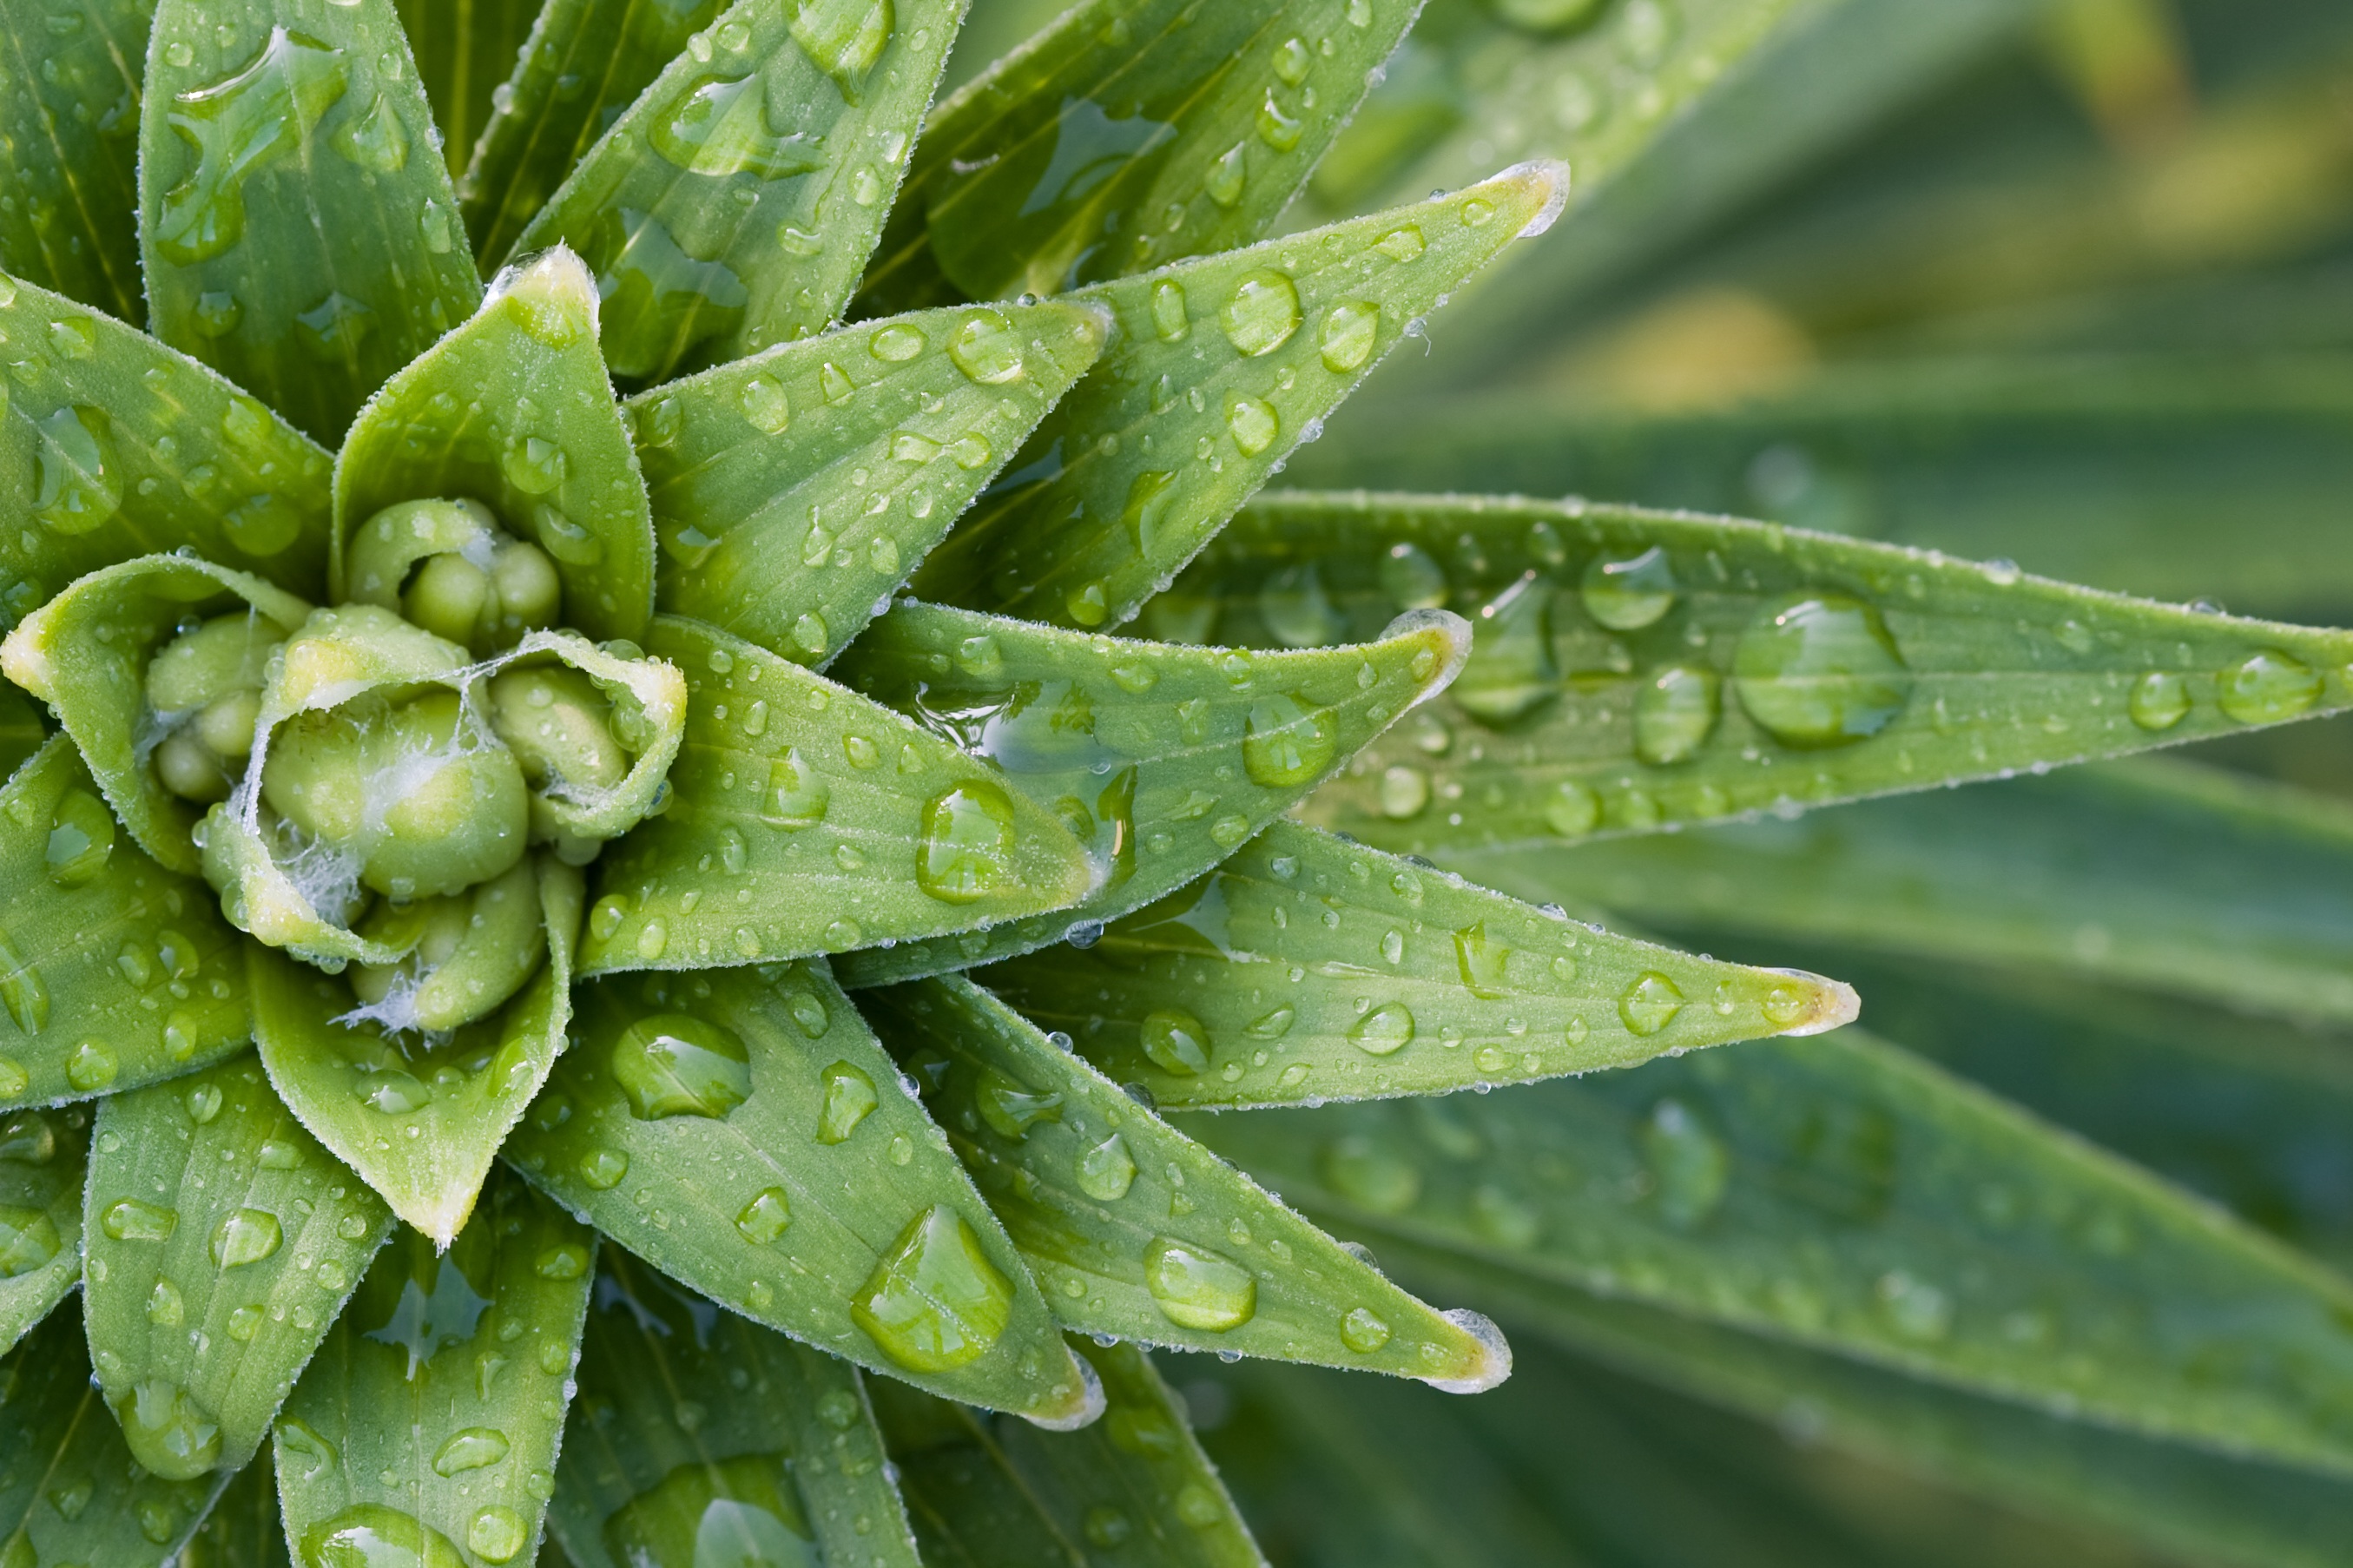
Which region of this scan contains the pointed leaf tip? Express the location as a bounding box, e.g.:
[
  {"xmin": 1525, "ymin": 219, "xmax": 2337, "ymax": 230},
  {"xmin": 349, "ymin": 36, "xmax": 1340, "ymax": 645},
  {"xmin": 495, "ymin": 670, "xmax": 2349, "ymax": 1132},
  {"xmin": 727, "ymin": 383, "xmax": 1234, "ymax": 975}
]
[
  {"xmin": 1503, "ymin": 159, "xmax": 1574, "ymax": 238},
  {"xmin": 1776, "ymin": 972, "xmax": 1863, "ymax": 1037},
  {"xmin": 1386, "ymin": 608, "xmax": 1474, "ymax": 704},
  {"xmin": 1425, "ymin": 1308, "xmax": 1513, "ymax": 1393},
  {"xmin": 1021, "ymin": 1348, "xmax": 1108, "ymax": 1432},
  {"xmin": 489, "ymin": 243, "xmax": 601, "ymax": 344}
]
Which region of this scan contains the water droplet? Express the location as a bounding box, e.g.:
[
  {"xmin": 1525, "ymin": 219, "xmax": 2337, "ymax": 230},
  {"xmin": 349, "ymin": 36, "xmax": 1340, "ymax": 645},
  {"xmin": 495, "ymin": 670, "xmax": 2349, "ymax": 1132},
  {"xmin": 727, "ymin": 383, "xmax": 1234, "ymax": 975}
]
[
  {"xmin": 467, "ymin": 1505, "xmax": 530, "ymax": 1564},
  {"xmin": 298, "ymin": 1505, "xmax": 467, "ymax": 1568},
  {"xmin": 1875, "ymin": 1269, "xmax": 1954, "ymax": 1341},
  {"xmin": 1453, "ymin": 921, "xmax": 1511, "ymax": 998},
  {"xmin": 501, "ymin": 434, "xmax": 569, "ymax": 495},
  {"xmin": 1220, "ymin": 270, "xmax": 1301, "ymax": 356},
  {"xmin": 1633, "ymin": 663, "xmax": 1720, "ymax": 765},
  {"xmin": 740, "ymin": 374, "xmax": 791, "ymax": 432},
  {"xmin": 1381, "ymin": 541, "xmax": 1447, "ymax": 609},
  {"xmin": 1374, "ymin": 224, "xmax": 1425, "ymax": 262},
  {"xmin": 761, "ymin": 748, "xmax": 830, "ymax": 828},
  {"xmin": 0, "ymin": 1204, "xmax": 61, "ymax": 1277},
  {"xmin": 1150, "ymin": 279, "xmax": 1189, "ymax": 343},
  {"xmin": 1140, "ymin": 1009, "xmax": 1210, "ymax": 1075},
  {"xmin": 852, "ymin": 1206, "xmax": 1014, "ymax": 1370},
  {"xmin": 1078, "ymin": 1134, "xmax": 1137, "ymax": 1201},
  {"xmin": 1226, "ymin": 394, "xmax": 1279, "ymax": 456},
  {"xmin": 870, "ymin": 321, "xmax": 926, "ymax": 361},
  {"xmin": 916, "ymin": 781, "xmax": 1018, "ymax": 903},
  {"xmin": 736, "ymin": 1185, "xmax": 793, "ymax": 1243},
  {"xmin": 119, "ymin": 1380, "xmax": 223, "ymax": 1479},
  {"xmin": 1242, "ymin": 693, "xmax": 1337, "ymax": 786},
  {"xmin": 1641, "ymin": 1098, "xmax": 1727, "ymax": 1228},
  {"xmin": 1455, "ymin": 571, "xmax": 1557, "ymax": 723},
  {"xmin": 1544, "ymin": 781, "xmax": 1599, "ymax": 837},
  {"xmin": 946, "ymin": 307, "xmax": 1025, "ymax": 383},
  {"xmin": 185, "ymin": 1084, "xmax": 223, "ymax": 1123},
  {"xmin": 431, "ymin": 1426, "xmax": 510, "ymax": 1476},
  {"xmin": 1339, "ymin": 1307, "xmax": 1391, "ymax": 1352},
  {"xmin": 1205, "ymin": 142, "xmax": 1248, "ymax": 207},
  {"xmin": 44, "ymin": 789, "xmax": 114, "ymax": 887},
  {"xmin": 976, "ymin": 1067, "xmax": 1064, "ymax": 1139},
  {"xmin": 817, "ymin": 1060, "xmax": 879, "ymax": 1143},
  {"xmin": 330, "ymin": 90, "xmax": 409, "ymax": 170},
  {"xmin": 419, "ymin": 201, "xmax": 453, "ymax": 254},
  {"xmin": 155, "ymin": 29, "xmax": 353, "ymax": 262},
  {"xmin": 1379, "ymin": 764, "xmax": 1429, "ymax": 819},
  {"xmin": 1348, "ymin": 1003, "xmax": 1415, "ymax": 1056},
  {"xmin": 537, "ymin": 1242, "xmax": 590, "ymax": 1279},
  {"xmin": 2218, "ymin": 649, "xmax": 2321, "ymax": 724},
  {"xmin": 533, "ymin": 503, "xmax": 604, "ymax": 563},
  {"xmin": 577, "ymin": 1146, "xmax": 629, "ymax": 1189},
  {"xmin": 1144, "ymin": 1237, "xmax": 1256, "ymax": 1330},
  {"xmin": 103, "ymin": 1198, "xmax": 179, "ymax": 1242},
  {"xmin": 48, "ymin": 313, "xmax": 97, "ymax": 358},
  {"xmin": 1580, "ymin": 546, "xmax": 1676, "ymax": 629},
  {"xmin": 146, "ymin": 1275, "xmax": 187, "ymax": 1326},
  {"xmin": 819, "ymin": 360, "xmax": 855, "ymax": 403},
  {"xmin": 1618, "ymin": 972, "xmax": 1684, "ymax": 1036},
  {"xmin": 212, "ymin": 1206, "xmax": 282, "ymax": 1268},
  {"xmin": 1256, "ymin": 91, "xmax": 1304, "ymax": 151},
  {"xmin": 191, "ymin": 290, "xmax": 243, "ymax": 337},
  {"xmin": 612, "ymin": 1012, "xmax": 752, "ymax": 1120},
  {"xmin": 2127, "ymin": 670, "xmax": 2190, "ymax": 730},
  {"xmin": 356, "ymin": 1070, "xmax": 431, "ymax": 1115},
  {"xmin": 32, "ymin": 405, "xmax": 122, "ymax": 535},
  {"xmin": 1733, "ymin": 596, "xmax": 1912, "ymax": 748},
  {"xmin": 649, "ymin": 74, "xmax": 824, "ymax": 178},
  {"xmin": 294, "ymin": 290, "xmax": 376, "ymax": 362},
  {"xmin": 789, "ymin": 0, "xmax": 894, "ymax": 96}
]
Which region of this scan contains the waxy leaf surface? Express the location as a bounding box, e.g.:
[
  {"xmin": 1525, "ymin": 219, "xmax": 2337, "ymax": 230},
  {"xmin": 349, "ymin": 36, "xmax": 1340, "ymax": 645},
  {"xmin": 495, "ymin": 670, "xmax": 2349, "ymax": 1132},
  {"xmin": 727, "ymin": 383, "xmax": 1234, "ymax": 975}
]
[
  {"xmin": 833, "ymin": 600, "xmax": 1469, "ymax": 985},
  {"xmin": 545, "ymin": 1250, "xmax": 922, "ymax": 1568},
  {"xmin": 864, "ymin": 974, "xmax": 1506, "ymax": 1385},
  {"xmin": 139, "ymin": 0, "xmax": 484, "ymax": 443},
  {"xmin": 908, "ymin": 165, "xmax": 1566, "ymax": 633},
  {"xmin": 394, "ymin": 0, "xmax": 543, "ymax": 178},
  {"xmin": 82, "ymin": 1054, "xmax": 394, "ymax": 1482},
  {"xmin": 579, "ymin": 616, "xmax": 1092, "ymax": 975},
  {"xmin": 636, "ymin": 299, "xmax": 1106, "ymax": 663},
  {"xmin": 987, "ymin": 820, "xmax": 1854, "ymax": 1109},
  {"xmin": 274, "ymin": 1174, "xmax": 595, "ymax": 1568},
  {"xmin": 0, "ymin": 1103, "xmax": 87, "ymax": 1352},
  {"xmin": 0, "ymin": 0, "xmax": 148, "ymax": 321},
  {"xmin": 504, "ymin": 961, "xmax": 1099, "ymax": 1424}
]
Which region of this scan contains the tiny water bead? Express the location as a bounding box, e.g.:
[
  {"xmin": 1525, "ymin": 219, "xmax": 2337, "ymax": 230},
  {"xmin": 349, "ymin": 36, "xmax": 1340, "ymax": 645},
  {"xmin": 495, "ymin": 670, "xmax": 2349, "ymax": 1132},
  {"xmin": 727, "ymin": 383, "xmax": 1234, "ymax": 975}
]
[
  {"xmin": 1732, "ymin": 595, "xmax": 1912, "ymax": 748},
  {"xmin": 612, "ymin": 1012, "xmax": 753, "ymax": 1120},
  {"xmin": 2217, "ymin": 649, "xmax": 2321, "ymax": 725},
  {"xmin": 1144, "ymin": 1237, "xmax": 1257, "ymax": 1330}
]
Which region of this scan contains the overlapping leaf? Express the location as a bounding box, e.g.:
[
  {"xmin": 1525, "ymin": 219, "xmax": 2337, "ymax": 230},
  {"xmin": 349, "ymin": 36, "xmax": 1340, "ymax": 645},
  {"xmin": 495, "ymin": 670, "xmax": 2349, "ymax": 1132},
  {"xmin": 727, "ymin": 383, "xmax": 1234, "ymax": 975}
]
[
  {"xmin": 82, "ymin": 1054, "xmax": 394, "ymax": 1482},
  {"xmin": 864, "ymin": 975, "xmax": 1508, "ymax": 1384},
  {"xmin": 0, "ymin": 735, "xmax": 251, "ymax": 1109},
  {"xmin": 513, "ymin": 0, "xmax": 966, "ymax": 384},
  {"xmin": 907, "ymin": 165, "xmax": 1567, "ymax": 632},
  {"xmin": 0, "ymin": 688, "xmax": 42, "ymax": 781},
  {"xmin": 394, "ymin": 0, "xmax": 544, "ymax": 179},
  {"xmin": 0, "ymin": 1302, "xmax": 228, "ymax": 1567},
  {"xmin": 138, "ymin": 0, "xmax": 484, "ymax": 442},
  {"xmin": 832, "ymin": 601, "xmax": 1470, "ymax": 985},
  {"xmin": 987, "ymin": 820, "xmax": 1855, "ymax": 1108},
  {"xmin": 578, "ymin": 616, "xmax": 1092, "ymax": 975},
  {"xmin": 546, "ymin": 1251, "xmax": 922, "ymax": 1568},
  {"xmin": 504, "ymin": 960, "xmax": 1101, "ymax": 1425},
  {"xmin": 1189, "ymin": 1024, "xmax": 2353, "ymax": 1479},
  {"xmin": 274, "ymin": 1174, "xmax": 594, "ymax": 1568},
  {"xmin": 633, "ymin": 299, "xmax": 1108, "ymax": 662},
  {"xmin": 0, "ymin": 1103, "xmax": 87, "ymax": 1352},
  {"xmin": 0, "ymin": 272, "xmax": 333, "ymax": 627},
  {"xmin": 335, "ymin": 246, "xmax": 656, "ymax": 642},
  {"xmin": 871, "ymin": 1337, "xmax": 1266, "ymax": 1567},
  {"xmin": 0, "ymin": 0, "xmax": 149, "ymax": 321},
  {"xmin": 175, "ymin": 1460, "xmax": 292, "ymax": 1568},
  {"xmin": 856, "ymin": 0, "xmax": 1423, "ymax": 312}
]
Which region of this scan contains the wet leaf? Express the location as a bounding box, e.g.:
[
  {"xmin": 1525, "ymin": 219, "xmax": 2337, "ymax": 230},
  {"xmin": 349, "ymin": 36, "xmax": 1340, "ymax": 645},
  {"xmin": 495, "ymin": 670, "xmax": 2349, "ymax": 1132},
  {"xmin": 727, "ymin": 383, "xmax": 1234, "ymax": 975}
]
[
  {"xmin": 0, "ymin": 555, "xmax": 312, "ymax": 874},
  {"xmin": 0, "ymin": 1301, "xmax": 228, "ymax": 1566},
  {"xmin": 512, "ymin": 0, "xmax": 966, "ymax": 385},
  {"xmin": 0, "ymin": 0, "xmax": 150, "ymax": 322},
  {"xmin": 463, "ymin": 0, "xmax": 727, "ymax": 266},
  {"xmin": 394, "ymin": 0, "xmax": 544, "ymax": 178},
  {"xmin": 863, "ymin": 974, "xmax": 1509, "ymax": 1386},
  {"xmin": 1477, "ymin": 757, "xmax": 2353, "ymax": 1030},
  {"xmin": 274, "ymin": 1173, "xmax": 594, "ymax": 1568},
  {"xmin": 503, "ymin": 960, "xmax": 1101, "ymax": 1425},
  {"xmin": 0, "ymin": 1102, "xmax": 87, "ymax": 1353},
  {"xmin": 985, "ymin": 820, "xmax": 1855, "ymax": 1109},
  {"xmin": 1188, "ymin": 1025, "xmax": 2353, "ymax": 1481},
  {"xmin": 906, "ymin": 164, "xmax": 1567, "ymax": 633},
  {"xmin": 577, "ymin": 616, "xmax": 1092, "ymax": 976},
  {"xmin": 1150, "ymin": 491, "xmax": 2353, "ymax": 850},
  {"xmin": 634, "ymin": 299, "xmax": 1108, "ymax": 664},
  {"xmin": 0, "ymin": 688, "xmax": 41, "ymax": 781},
  {"xmin": 0, "ymin": 272, "xmax": 333, "ymax": 627},
  {"xmin": 252, "ymin": 858, "xmax": 582, "ymax": 1245},
  {"xmin": 139, "ymin": 0, "xmax": 484, "ymax": 444},
  {"xmin": 81, "ymin": 1052, "xmax": 394, "ymax": 1482},
  {"xmin": 871, "ymin": 1337, "xmax": 1266, "ymax": 1567},
  {"xmin": 544, "ymin": 1250, "xmax": 922, "ymax": 1568},
  {"xmin": 829, "ymin": 599, "xmax": 1470, "ymax": 986},
  {"xmin": 175, "ymin": 1459, "xmax": 293, "ymax": 1568},
  {"xmin": 334, "ymin": 246, "xmax": 656, "ymax": 643},
  {"xmin": 0, "ymin": 736, "xmax": 251, "ymax": 1110}
]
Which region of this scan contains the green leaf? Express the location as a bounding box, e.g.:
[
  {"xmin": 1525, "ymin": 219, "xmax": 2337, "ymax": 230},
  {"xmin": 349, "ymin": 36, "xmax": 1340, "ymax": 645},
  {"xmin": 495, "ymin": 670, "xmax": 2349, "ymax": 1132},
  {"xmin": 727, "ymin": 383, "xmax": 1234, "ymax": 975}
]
[
  {"xmin": 0, "ymin": 0, "xmax": 151, "ymax": 322},
  {"xmin": 82, "ymin": 1051, "xmax": 395, "ymax": 1481},
  {"xmin": 871, "ymin": 1337, "xmax": 1266, "ymax": 1567},
  {"xmin": 1381, "ymin": 1233, "xmax": 2353, "ymax": 1568},
  {"xmin": 0, "ymin": 687, "xmax": 43, "ymax": 781},
  {"xmin": 1151, "ymin": 491, "xmax": 2353, "ymax": 851},
  {"xmin": 0, "ymin": 735, "xmax": 251, "ymax": 1109},
  {"xmin": 830, "ymin": 603, "xmax": 1470, "ymax": 988},
  {"xmin": 544, "ymin": 1249, "xmax": 923, "ymax": 1568},
  {"xmin": 511, "ymin": 0, "xmax": 966, "ymax": 385},
  {"xmin": 175, "ymin": 1459, "xmax": 293, "ymax": 1568},
  {"xmin": 394, "ymin": 0, "xmax": 544, "ymax": 178},
  {"xmin": 334, "ymin": 246, "xmax": 656, "ymax": 643},
  {"xmin": 1475, "ymin": 757, "xmax": 2353, "ymax": 1030},
  {"xmin": 461, "ymin": 0, "xmax": 728, "ymax": 267},
  {"xmin": 631, "ymin": 299, "xmax": 1108, "ymax": 664},
  {"xmin": 906, "ymin": 164, "xmax": 1567, "ymax": 633},
  {"xmin": 274, "ymin": 1172, "xmax": 596, "ymax": 1568},
  {"xmin": 138, "ymin": 0, "xmax": 485, "ymax": 444},
  {"xmin": 862, "ymin": 973, "xmax": 1511, "ymax": 1386},
  {"xmin": 0, "ymin": 1103, "xmax": 88, "ymax": 1354},
  {"xmin": 859, "ymin": 0, "xmax": 1425, "ymax": 312},
  {"xmin": 577, "ymin": 616, "xmax": 1092, "ymax": 976},
  {"xmin": 0, "ymin": 271, "xmax": 333, "ymax": 628},
  {"xmin": 0, "ymin": 555, "xmax": 313, "ymax": 873},
  {"xmin": 501, "ymin": 960, "xmax": 1102, "ymax": 1426},
  {"xmin": 984, "ymin": 820, "xmax": 1856, "ymax": 1109},
  {"xmin": 251, "ymin": 857, "xmax": 582, "ymax": 1244},
  {"xmin": 0, "ymin": 1302, "xmax": 228, "ymax": 1567},
  {"xmin": 1184, "ymin": 1026, "xmax": 2353, "ymax": 1480}
]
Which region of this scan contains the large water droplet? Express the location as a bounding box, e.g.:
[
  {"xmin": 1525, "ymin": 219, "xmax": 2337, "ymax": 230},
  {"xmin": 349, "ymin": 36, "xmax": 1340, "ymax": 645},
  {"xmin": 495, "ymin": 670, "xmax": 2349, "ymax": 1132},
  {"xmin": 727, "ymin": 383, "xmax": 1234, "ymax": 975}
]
[
  {"xmin": 649, "ymin": 74, "xmax": 823, "ymax": 178},
  {"xmin": 789, "ymin": 0, "xmax": 895, "ymax": 98},
  {"xmin": 1618, "ymin": 972, "xmax": 1684, "ymax": 1036},
  {"xmin": 602, "ymin": 1453, "xmax": 811, "ymax": 1568},
  {"xmin": 329, "ymin": 90, "xmax": 409, "ymax": 170},
  {"xmin": 1242, "ymin": 694, "xmax": 1337, "ymax": 786},
  {"xmin": 45, "ymin": 788, "xmax": 115, "ymax": 886},
  {"xmin": 501, "ymin": 434, "xmax": 568, "ymax": 495},
  {"xmin": 1318, "ymin": 300, "xmax": 1378, "ymax": 372},
  {"xmin": 103, "ymin": 1198, "xmax": 179, "ymax": 1242},
  {"xmin": 1139, "ymin": 1009, "xmax": 1210, "ymax": 1075},
  {"xmin": 1640, "ymin": 1098, "xmax": 1727, "ymax": 1228},
  {"xmin": 32, "ymin": 405, "xmax": 122, "ymax": 535},
  {"xmin": 1340, "ymin": 1307, "xmax": 1392, "ymax": 1353},
  {"xmin": 212, "ymin": 1206, "xmax": 282, "ymax": 1268},
  {"xmin": 1633, "ymin": 663, "xmax": 1720, "ymax": 765},
  {"xmin": 1579, "ymin": 546, "xmax": 1676, "ymax": 629},
  {"xmin": 976, "ymin": 1068, "xmax": 1063, "ymax": 1140},
  {"xmin": 467, "ymin": 1505, "xmax": 531, "ymax": 1565},
  {"xmin": 1077, "ymin": 1134, "xmax": 1136, "ymax": 1201},
  {"xmin": 741, "ymin": 375, "xmax": 791, "ymax": 433},
  {"xmin": 2218, "ymin": 649, "xmax": 2321, "ymax": 724},
  {"xmin": 1732, "ymin": 596, "xmax": 1911, "ymax": 748},
  {"xmin": 946, "ymin": 308, "xmax": 1025, "ymax": 383},
  {"xmin": 612, "ymin": 1013, "xmax": 752, "ymax": 1120},
  {"xmin": 0, "ymin": 930, "xmax": 48, "ymax": 1035},
  {"xmin": 761, "ymin": 748, "xmax": 830, "ymax": 828},
  {"xmin": 1144, "ymin": 1237, "xmax": 1256, "ymax": 1331},
  {"xmin": 66, "ymin": 1038, "xmax": 117, "ymax": 1090},
  {"xmin": 1454, "ymin": 571, "xmax": 1557, "ymax": 724},
  {"xmin": 736, "ymin": 1186, "xmax": 793, "ymax": 1243},
  {"xmin": 299, "ymin": 1505, "xmax": 467, "ymax": 1568},
  {"xmin": 1219, "ymin": 270, "xmax": 1301, "ymax": 356},
  {"xmin": 2127, "ymin": 669, "xmax": 2189, "ymax": 730},
  {"xmin": 156, "ymin": 29, "xmax": 352, "ymax": 265},
  {"xmin": 119, "ymin": 1380, "xmax": 223, "ymax": 1480},
  {"xmin": 1225, "ymin": 394, "xmax": 1278, "ymax": 456},
  {"xmin": 816, "ymin": 1060, "xmax": 879, "ymax": 1143},
  {"xmin": 851, "ymin": 1205, "xmax": 1013, "ymax": 1371},
  {"xmin": 915, "ymin": 781, "xmax": 1017, "ymax": 904},
  {"xmin": 1348, "ymin": 1003, "xmax": 1414, "ymax": 1056},
  {"xmin": 0, "ymin": 1204, "xmax": 62, "ymax": 1277},
  {"xmin": 431, "ymin": 1426, "xmax": 511, "ymax": 1477}
]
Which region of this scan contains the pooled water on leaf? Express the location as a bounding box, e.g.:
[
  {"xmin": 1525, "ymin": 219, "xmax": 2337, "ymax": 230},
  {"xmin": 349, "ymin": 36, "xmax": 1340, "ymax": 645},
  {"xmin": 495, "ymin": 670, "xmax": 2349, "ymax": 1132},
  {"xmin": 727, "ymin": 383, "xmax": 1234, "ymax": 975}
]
[
  {"xmin": 32, "ymin": 405, "xmax": 121, "ymax": 535},
  {"xmin": 650, "ymin": 74, "xmax": 825, "ymax": 178},
  {"xmin": 1732, "ymin": 595, "xmax": 1912, "ymax": 747},
  {"xmin": 2218, "ymin": 649, "xmax": 2320, "ymax": 724},
  {"xmin": 44, "ymin": 787, "xmax": 114, "ymax": 886},
  {"xmin": 850, "ymin": 1204, "xmax": 1013, "ymax": 1372},
  {"xmin": 299, "ymin": 1504, "xmax": 467, "ymax": 1568}
]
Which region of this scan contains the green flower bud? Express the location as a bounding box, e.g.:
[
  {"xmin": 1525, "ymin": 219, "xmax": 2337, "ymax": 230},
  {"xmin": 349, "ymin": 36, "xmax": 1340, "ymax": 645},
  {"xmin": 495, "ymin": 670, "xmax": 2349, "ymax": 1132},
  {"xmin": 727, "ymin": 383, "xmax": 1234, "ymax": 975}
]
[
  {"xmin": 155, "ymin": 730, "xmax": 234, "ymax": 802},
  {"xmin": 402, "ymin": 550, "xmax": 492, "ymax": 648},
  {"xmin": 486, "ymin": 665, "xmax": 630, "ymax": 795},
  {"xmin": 348, "ymin": 859, "xmax": 547, "ymax": 1032},
  {"xmin": 195, "ymin": 689, "xmax": 262, "ymax": 758},
  {"xmin": 146, "ymin": 610, "xmax": 289, "ymax": 713},
  {"xmin": 346, "ymin": 497, "xmax": 564, "ymax": 654},
  {"xmin": 487, "ymin": 538, "xmax": 562, "ymax": 636}
]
